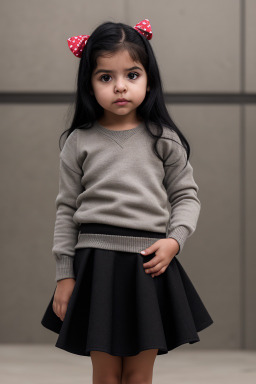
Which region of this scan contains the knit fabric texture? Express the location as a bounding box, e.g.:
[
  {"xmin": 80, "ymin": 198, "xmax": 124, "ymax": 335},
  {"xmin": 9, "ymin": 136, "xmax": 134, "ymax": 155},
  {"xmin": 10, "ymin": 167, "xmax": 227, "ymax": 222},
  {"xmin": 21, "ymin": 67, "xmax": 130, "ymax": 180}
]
[{"xmin": 52, "ymin": 121, "xmax": 201, "ymax": 282}]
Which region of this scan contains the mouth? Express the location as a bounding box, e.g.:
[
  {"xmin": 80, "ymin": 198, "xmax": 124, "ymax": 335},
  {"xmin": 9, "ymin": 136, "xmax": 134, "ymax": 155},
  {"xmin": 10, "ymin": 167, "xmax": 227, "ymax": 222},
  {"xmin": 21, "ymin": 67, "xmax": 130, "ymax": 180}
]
[{"xmin": 114, "ymin": 99, "xmax": 129, "ymax": 105}]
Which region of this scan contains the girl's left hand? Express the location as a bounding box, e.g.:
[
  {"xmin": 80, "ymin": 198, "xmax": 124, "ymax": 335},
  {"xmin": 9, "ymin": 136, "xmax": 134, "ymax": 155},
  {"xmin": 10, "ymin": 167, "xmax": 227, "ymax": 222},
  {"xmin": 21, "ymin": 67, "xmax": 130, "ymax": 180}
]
[{"xmin": 140, "ymin": 238, "xmax": 180, "ymax": 278}]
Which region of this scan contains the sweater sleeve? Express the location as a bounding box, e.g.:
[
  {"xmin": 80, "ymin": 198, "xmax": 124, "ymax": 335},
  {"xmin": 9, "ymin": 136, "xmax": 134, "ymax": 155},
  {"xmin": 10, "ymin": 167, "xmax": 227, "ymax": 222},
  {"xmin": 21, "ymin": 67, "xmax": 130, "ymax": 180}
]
[
  {"xmin": 52, "ymin": 129, "xmax": 84, "ymax": 282},
  {"xmin": 161, "ymin": 129, "xmax": 201, "ymax": 255}
]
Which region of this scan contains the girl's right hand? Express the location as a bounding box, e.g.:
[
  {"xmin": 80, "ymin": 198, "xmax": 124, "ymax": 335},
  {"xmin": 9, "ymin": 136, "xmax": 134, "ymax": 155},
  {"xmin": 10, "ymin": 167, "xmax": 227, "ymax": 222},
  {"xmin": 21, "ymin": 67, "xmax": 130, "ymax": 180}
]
[{"xmin": 52, "ymin": 278, "xmax": 76, "ymax": 321}]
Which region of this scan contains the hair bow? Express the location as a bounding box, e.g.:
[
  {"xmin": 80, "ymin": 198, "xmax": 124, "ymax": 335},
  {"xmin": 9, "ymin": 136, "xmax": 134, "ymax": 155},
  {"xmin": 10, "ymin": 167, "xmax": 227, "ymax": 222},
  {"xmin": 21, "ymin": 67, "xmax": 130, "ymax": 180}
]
[{"xmin": 67, "ymin": 18, "xmax": 153, "ymax": 58}]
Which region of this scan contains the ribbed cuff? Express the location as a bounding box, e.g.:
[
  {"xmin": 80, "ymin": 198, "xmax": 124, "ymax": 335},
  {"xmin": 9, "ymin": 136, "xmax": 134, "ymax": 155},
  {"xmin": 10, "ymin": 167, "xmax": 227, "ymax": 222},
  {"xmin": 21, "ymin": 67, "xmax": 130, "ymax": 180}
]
[
  {"xmin": 167, "ymin": 225, "xmax": 190, "ymax": 255},
  {"xmin": 55, "ymin": 255, "xmax": 75, "ymax": 282}
]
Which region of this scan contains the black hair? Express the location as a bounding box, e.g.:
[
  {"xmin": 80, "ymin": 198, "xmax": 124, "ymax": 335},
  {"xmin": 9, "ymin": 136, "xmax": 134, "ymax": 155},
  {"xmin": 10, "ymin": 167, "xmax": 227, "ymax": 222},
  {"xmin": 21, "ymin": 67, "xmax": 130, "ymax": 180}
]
[{"xmin": 60, "ymin": 20, "xmax": 191, "ymax": 167}]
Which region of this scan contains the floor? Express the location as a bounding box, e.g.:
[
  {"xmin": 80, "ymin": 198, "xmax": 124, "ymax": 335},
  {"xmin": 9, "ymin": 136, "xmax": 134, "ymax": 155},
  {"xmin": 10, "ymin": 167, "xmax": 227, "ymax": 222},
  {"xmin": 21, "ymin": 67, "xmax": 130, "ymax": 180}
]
[{"xmin": 0, "ymin": 345, "xmax": 256, "ymax": 384}]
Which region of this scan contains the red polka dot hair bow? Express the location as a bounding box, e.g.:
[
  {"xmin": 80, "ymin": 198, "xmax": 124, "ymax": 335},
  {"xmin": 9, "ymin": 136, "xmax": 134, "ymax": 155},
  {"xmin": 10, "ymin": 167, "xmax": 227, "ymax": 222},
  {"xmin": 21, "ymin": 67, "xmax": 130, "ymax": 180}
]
[{"xmin": 67, "ymin": 18, "xmax": 153, "ymax": 58}]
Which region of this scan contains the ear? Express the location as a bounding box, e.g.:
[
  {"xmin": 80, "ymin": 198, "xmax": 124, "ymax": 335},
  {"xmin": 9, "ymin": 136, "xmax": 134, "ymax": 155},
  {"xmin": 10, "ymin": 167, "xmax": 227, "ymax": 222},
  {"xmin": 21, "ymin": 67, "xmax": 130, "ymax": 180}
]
[{"xmin": 147, "ymin": 85, "xmax": 150, "ymax": 92}]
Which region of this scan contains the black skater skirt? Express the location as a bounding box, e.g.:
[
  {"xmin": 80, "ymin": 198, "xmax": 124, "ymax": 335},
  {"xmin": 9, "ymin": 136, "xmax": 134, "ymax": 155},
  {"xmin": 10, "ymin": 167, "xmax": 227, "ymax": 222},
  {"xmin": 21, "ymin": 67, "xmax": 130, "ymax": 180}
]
[{"xmin": 41, "ymin": 223, "xmax": 214, "ymax": 357}]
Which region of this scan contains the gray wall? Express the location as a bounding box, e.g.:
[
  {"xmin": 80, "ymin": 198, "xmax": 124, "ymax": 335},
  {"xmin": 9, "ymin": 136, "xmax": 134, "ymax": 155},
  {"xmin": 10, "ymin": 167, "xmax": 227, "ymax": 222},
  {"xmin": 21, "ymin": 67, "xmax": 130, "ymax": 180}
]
[{"xmin": 0, "ymin": 0, "xmax": 255, "ymax": 349}]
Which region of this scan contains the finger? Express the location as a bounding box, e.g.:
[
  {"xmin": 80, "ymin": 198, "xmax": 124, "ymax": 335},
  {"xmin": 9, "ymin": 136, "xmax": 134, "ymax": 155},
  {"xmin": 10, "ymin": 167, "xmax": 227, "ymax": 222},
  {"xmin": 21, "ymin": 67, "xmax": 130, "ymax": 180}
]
[
  {"xmin": 140, "ymin": 241, "xmax": 160, "ymax": 256},
  {"xmin": 144, "ymin": 261, "xmax": 163, "ymax": 274},
  {"xmin": 54, "ymin": 302, "xmax": 61, "ymax": 318},
  {"xmin": 56, "ymin": 301, "xmax": 65, "ymax": 320},
  {"xmin": 154, "ymin": 266, "xmax": 167, "ymax": 276},
  {"xmin": 60, "ymin": 303, "xmax": 68, "ymax": 321},
  {"xmin": 52, "ymin": 300, "xmax": 58, "ymax": 317},
  {"xmin": 143, "ymin": 254, "xmax": 161, "ymax": 269}
]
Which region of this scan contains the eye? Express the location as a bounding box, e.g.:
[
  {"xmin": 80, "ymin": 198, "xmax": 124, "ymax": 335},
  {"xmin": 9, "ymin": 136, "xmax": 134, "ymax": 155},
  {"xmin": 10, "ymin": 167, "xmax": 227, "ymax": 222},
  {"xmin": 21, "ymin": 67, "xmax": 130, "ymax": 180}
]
[
  {"xmin": 99, "ymin": 72, "xmax": 140, "ymax": 82},
  {"xmin": 100, "ymin": 74, "xmax": 111, "ymax": 82},
  {"xmin": 128, "ymin": 72, "xmax": 139, "ymax": 80}
]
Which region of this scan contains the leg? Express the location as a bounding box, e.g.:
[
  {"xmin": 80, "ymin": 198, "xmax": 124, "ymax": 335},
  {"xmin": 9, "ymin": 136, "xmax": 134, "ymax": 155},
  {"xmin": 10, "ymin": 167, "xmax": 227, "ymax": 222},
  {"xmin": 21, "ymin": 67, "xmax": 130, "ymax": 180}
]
[
  {"xmin": 90, "ymin": 350, "xmax": 123, "ymax": 384},
  {"xmin": 121, "ymin": 349, "xmax": 158, "ymax": 384}
]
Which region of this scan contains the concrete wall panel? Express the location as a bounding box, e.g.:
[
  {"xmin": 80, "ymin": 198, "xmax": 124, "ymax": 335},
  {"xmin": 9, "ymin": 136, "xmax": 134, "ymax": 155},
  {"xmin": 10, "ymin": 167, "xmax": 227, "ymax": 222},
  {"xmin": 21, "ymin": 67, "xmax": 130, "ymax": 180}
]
[
  {"xmin": 167, "ymin": 104, "xmax": 241, "ymax": 348},
  {"xmin": 127, "ymin": 0, "xmax": 240, "ymax": 92},
  {"xmin": 245, "ymin": 106, "xmax": 256, "ymax": 348},
  {"xmin": 0, "ymin": 0, "xmax": 125, "ymax": 91},
  {"xmin": 0, "ymin": 104, "xmax": 241, "ymax": 348},
  {"xmin": 0, "ymin": 104, "xmax": 68, "ymax": 341},
  {"xmin": 245, "ymin": 0, "xmax": 256, "ymax": 92}
]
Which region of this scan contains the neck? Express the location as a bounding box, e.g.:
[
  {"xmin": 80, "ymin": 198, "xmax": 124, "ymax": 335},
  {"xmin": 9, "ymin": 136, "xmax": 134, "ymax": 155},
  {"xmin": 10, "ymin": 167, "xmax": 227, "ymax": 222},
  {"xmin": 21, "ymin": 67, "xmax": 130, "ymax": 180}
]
[{"xmin": 98, "ymin": 112, "xmax": 142, "ymax": 129}]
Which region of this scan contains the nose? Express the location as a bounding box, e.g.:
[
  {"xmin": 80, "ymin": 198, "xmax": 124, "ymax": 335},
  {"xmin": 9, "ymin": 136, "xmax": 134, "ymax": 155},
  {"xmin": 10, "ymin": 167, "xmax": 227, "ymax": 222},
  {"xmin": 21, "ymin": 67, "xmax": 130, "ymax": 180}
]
[{"xmin": 114, "ymin": 78, "xmax": 127, "ymax": 93}]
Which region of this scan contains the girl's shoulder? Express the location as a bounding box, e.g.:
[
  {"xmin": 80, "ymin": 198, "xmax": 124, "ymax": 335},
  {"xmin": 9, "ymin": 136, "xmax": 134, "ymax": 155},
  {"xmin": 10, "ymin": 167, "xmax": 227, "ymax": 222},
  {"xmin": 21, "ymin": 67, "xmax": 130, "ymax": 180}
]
[
  {"xmin": 60, "ymin": 129, "xmax": 78, "ymax": 157},
  {"xmin": 148, "ymin": 121, "xmax": 180, "ymax": 142},
  {"xmin": 161, "ymin": 125, "xmax": 181, "ymax": 144},
  {"xmin": 59, "ymin": 129, "xmax": 81, "ymax": 173},
  {"xmin": 152, "ymin": 124, "xmax": 187, "ymax": 166},
  {"xmin": 149, "ymin": 122, "xmax": 183, "ymax": 155}
]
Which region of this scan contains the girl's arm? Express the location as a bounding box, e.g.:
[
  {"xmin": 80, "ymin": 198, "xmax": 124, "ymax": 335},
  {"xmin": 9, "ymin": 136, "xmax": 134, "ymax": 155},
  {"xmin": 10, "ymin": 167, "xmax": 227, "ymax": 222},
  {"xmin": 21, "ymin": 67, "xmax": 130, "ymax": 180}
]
[
  {"xmin": 162, "ymin": 130, "xmax": 201, "ymax": 255},
  {"xmin": 52, "ymin": 130, "xmax": 84, "ymax": 282}
]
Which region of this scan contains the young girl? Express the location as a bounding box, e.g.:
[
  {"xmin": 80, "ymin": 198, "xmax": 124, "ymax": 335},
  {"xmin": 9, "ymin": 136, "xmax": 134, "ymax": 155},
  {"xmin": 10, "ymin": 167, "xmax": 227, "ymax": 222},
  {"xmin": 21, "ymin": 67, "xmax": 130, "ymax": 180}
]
[{"xmin": 41, "ymin": 18, "xmax": 213, "ymax": 384}]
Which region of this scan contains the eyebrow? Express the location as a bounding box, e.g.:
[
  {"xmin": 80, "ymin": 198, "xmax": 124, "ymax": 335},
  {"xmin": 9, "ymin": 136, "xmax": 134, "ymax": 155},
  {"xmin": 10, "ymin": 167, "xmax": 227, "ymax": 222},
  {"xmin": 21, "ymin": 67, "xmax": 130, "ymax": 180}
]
[{"xmin": 94, "ymin": 66, "xmax": 143, "ymax": 75}]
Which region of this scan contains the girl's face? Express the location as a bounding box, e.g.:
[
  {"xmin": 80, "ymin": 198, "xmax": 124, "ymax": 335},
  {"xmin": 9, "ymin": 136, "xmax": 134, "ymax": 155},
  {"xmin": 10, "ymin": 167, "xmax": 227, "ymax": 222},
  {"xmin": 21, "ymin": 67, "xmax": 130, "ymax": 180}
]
[{"xmin": 91, "ymin": 49, "xmax": 150, "ymax": 122}]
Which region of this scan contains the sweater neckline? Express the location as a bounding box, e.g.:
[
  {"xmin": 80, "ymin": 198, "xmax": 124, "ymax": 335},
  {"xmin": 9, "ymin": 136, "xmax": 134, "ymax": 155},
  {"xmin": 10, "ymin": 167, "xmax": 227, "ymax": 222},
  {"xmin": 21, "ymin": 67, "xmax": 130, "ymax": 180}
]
[{"xmin": 95, "ymin": 120, "xmax": 145, "ymax": 135}]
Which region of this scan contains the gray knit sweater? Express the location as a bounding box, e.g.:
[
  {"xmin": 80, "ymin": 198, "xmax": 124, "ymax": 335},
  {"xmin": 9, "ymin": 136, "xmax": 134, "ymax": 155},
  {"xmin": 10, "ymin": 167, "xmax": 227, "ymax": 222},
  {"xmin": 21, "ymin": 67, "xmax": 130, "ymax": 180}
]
[{"xmin": 52, "ymin": 120, "xmax": 201, "ymax": 282}]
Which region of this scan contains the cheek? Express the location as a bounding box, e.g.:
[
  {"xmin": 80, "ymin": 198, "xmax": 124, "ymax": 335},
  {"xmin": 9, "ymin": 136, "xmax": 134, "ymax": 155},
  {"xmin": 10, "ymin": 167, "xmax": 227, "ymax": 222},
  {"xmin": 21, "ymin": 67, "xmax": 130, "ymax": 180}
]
[
  {"xmin": 94, "ymin": 87, "xmax": 110, "ymax": 105},
  {"xmin": 96, "ymin": 87, "xmax": 109, "ymax": 100},
  {"xmin": 136, "ymin": 79, "xmax": 148, "ymax": 94},
  {"xmin": 135, "ymin": 85, "xmax": 147, "ymax": 100}
]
